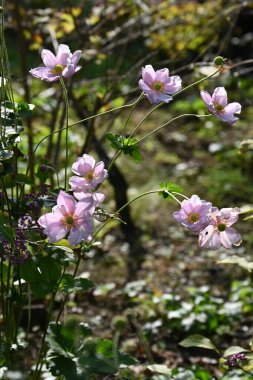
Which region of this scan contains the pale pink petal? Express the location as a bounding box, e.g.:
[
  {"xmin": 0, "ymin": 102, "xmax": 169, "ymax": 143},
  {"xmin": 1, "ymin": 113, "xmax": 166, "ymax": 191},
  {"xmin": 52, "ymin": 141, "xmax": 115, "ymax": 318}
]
[
  {"xmin": 142, "ymin": 65, "xmax": 156, "ymax": 85},
  {"xmin": 200, "ymin": 90, "xmax": 212, "ymax": 107},
  {"xmin": 212, "ymin": 87, "xmax": 228, "ymax": 107},
  {"xmin": 75, "ymin": 195, "xmax": 95, "ymax": 216},
  {"xmin": 68, "ymin": 222, "xmax": 93, "ymax": 245},
  {"xmin": 155, "ymin": 68, "xmax": 169, "ymax": 83},
  {"xmin": 43, "ymin": 221, "xmax": 68, "ymax": 243},
  {"xmin": 62, "ymin": 64, "xmax": 76, "ymax": 79},
  {"xmin": 224, "ymin": 227, "xmax": 242, "ymax": 246},
  {"xmin": 41, "ymin": 49, "xmax": 57, "ymax": 69},
  {"xmin": 164, "ymin": 75, "xmax": 182, "ymax": 94},
  {"xmin": 72, "ymin": 50, "xmax": 82, "ymax": 66},
  {"xmin": 199, "ymin": 225, "xmax": 216, "ymax": 247},
  {"xmin": 219, "ymin": 230, "xmax": 232, "ymax": 249},
  {"xmin": 57, "ymin": 191, "xmax": 76, "ymax": 215},
  {"xmin": 139, "ymin": 79, "xmax": 152, "ymax": 93},
  {"xmin": 29, "ymin": 67, "xmax": 59, "ymax": 82},
  {"xmin": 69, "ymin": 176, "xmax": 87, "ymax": 191},
  {"xmin": 224, "ymin": 102, "xmax": 241, "ymax": 115},
  {"xmin": 56, "ymin": 44, "xmax": 71, "ymax": 65}
]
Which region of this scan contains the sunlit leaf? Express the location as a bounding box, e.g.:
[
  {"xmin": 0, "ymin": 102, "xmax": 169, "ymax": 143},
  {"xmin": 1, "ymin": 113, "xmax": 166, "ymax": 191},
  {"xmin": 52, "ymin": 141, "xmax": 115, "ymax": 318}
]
[
  {"xmin": 147, "ymin": 364, "xmax": 173, "ymax": 376},
  {"xmin": 179, "ymin": 334, "xmax": 220, "ymax": 353}
]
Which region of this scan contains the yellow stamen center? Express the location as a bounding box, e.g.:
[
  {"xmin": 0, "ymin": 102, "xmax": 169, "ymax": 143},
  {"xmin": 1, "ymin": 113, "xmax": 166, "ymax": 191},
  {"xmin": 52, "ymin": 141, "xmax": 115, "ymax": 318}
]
[
  {"xmin": 52, "ymin": 64, "xmax": 65, "ymax": 74},
  {"xmin": 187, "ymin": 212, "xmax": 200, "ymax": 223},
  {"xmin": 152, "ymin": 81, "xmax": 165, "ymax": 92},
  {"xmin": 214, "ymin": 103, "xmax": 224, "ymax": 113}
]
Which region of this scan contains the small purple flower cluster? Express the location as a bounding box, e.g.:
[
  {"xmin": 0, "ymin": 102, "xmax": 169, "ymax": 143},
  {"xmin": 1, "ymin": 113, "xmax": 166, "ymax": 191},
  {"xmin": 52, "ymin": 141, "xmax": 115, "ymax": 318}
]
[
  {"xmin": 173, "ymin": 195, "xmax": 242, "ymax": 250},
  {"xmin": 2, "ymin": 229, "xmax": 30, "ymax": 264},
  {"xmin": 38, "ymin": 154, "xmax": 108, "ymax": 246},
  {"xmin": 225, "ymin": 353, "xmax": 247, "ymax": 369},
  {"xmin": 24, "ymin": 193, "xmax": 41, "ymax": 211}
]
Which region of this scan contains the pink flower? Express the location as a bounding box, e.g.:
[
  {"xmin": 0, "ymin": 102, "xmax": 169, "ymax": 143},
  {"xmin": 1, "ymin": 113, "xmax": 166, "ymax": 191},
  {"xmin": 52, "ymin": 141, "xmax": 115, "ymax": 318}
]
[
  {"xmin": 173, "ymin": 195, "xmax": 212, "ymax": 232},
  {"xmin": 199, "ymin": 207, "xmax": 242, "ymax": 250},
  {"xmin": 69, "ymin": 154, "xmax": 108, "ymax": 192},
  {"xmin": 74, "ymin": 190, "xmax": 105, "ymax": 206},
  {"xmin": 38, "ymin": 191, "xmax": 95, "ymax": 246},
  {"xmin": 139, "ymin": 64, "xmax": 182, "ymax": 104},
  {"xmin": 30, "ymin": 44, "xmax": 82, "ymax": 82},
  {"xmin": 200, "ymin": 87, "xmax": 241, "ymax": 125}
]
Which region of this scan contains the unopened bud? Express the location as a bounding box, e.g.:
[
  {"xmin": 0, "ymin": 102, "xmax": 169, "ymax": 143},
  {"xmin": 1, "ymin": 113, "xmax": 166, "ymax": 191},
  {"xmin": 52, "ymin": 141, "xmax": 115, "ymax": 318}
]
[
  {"xmin": 112, "ymin": 315, "xmax": 128, "ymax": 331},
  {"xmin": 82, "ymin": 337, "xmax": 98, "ymax": 353},
  {"xmin": 214, "ymin": 56, "xmax": 225, "ymax": 66}
]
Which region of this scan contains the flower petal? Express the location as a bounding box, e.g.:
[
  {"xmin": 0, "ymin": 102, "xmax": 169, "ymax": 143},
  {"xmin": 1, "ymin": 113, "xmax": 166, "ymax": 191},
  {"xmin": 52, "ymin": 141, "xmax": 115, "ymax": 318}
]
[
  {"xmin": 72, "ymin": 50, "xmax": 82, "ymax": 66},
  {"xmin": 57, "ymin": 190, "xmax": 76, "ymax": 215},
  {"xmin": 200, "ymin": 90, "xmax": 212, "ymax": 107},
  {"xmin": 56, "ymin": 44, "xmax": 71, "ymax": 65},
  {"xmin": 41, "ymin": 49, "xmax": 57, "ymax": 69},
  {"xmin": 212, "ymin": 87, "xmax": 228, "ymax": 107}
]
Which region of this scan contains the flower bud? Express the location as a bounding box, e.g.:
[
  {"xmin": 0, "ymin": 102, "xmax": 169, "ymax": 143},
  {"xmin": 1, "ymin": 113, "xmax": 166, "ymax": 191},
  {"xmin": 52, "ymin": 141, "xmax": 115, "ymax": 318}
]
[
  {"xmin": 112, "ymin": 315, "xmax": 128, "ymax": 331},
  {"xmin": 82, "ymin": 337, "xmax": 98, "ymax": 353},
  {"xmin": 214, "ymin": 56, "xmax": 225, "ymax": 66}
]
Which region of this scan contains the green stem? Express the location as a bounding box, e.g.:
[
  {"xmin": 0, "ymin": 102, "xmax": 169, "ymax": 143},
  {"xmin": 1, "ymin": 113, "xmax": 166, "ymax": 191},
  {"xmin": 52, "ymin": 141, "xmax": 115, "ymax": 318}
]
[
  {"xmin": 56, "ymin": 255, "xmax": 81, "ymax": 323},
  {"xmin": 14, "ymin": 264, "xmax": 23, "ymax": 342},
  {"xmin": 59, "ymin": 78, "xmax": 69, "ymax": 190},
  {"xmin": 135, "ymin": 114, "xmax": 210, "ymax": 145},
  {"xmin": 112, "ymin": 330, "xmax": 121, "ymax": 369},
  {"xmin": 27, "ymin": 95, "xmax": 143, "ymax": 177},
  {"xmin": 128, "ymin": 66, "xmax": 220, "ymax": 140},
  {"xmin": 92, "ymin": 189, "xmax": 180, "ymax": 242},
  {"xmin": 34, "ymin": 263, "xmax": 67, "ymax": 378}
]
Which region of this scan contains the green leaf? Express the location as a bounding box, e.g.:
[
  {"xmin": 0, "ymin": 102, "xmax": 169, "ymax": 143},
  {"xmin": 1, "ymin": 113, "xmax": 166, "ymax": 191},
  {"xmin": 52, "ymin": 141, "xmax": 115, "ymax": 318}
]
[
  {"xmin": 106, "ymin": 133, "xmax": 142, "ymax": 162},
  {"xmin": 217, "ymin": 256, "xmax": 253, "ymax": 272},
  {"xmin": 17, "ymin": 101, "xmax": 35, "ymax": 117},
  {"xmin": 46, "ymin": 322, "xmax": 76, "ymax": 357},
  {"xmin": 47, "ymin": 355, "xmax": 80, "ymax": 380},
  {"xmin": 59, "ymin": 274, "xmax": 95, "ymax": 293},
  {"xmin": 15, "ymin": 173, "xmax": 33, "ymax": 185},
  {"xmin": 223, "ymin": 346, "xmax": 248, "ymax": 357},
  {"xmin": 20, "ymin": 257, "xmax": 61, "ymax": 297},
  {"xmin": 179, "ymin": 334, "xmax": 220, "ymax": 354},
  {"xmin": 147, "ymin": 364, "xmax": 173, "ymax": 376},
  {"xmin": 159, "ymin": 181, "xmax": 183, "ymax": 199},
  {"xmin": 0, "ymin": 215, "xmax": 13, "ymax": 242}
]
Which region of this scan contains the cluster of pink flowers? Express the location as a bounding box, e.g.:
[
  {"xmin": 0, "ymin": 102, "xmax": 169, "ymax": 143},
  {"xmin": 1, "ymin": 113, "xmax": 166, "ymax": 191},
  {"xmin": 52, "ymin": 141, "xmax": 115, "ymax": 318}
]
[
  {"xmin": 173, "ymin": 195, "xmax": 242, "ymax": 250},
  {"xmin": 38, "ymin": 154, "xmax": 108, "ymax": 246},
  {"xmin": 139, "ymin": 65, "xmax": 241, "ymax": 125}
]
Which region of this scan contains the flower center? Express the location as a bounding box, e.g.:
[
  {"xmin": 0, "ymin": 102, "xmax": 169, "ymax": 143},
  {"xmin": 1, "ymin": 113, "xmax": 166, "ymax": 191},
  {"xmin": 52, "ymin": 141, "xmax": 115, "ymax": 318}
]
[
  {"xmin": 52, "ymin": 64, "xmax": 65, "ymax": 74},
  {"xmin": 86, "ymin": 172, "xmax": 93, "ymax": 181},
  {"xmin": 214, "ymin": 103, "xmax": 224, "ymax": 113},
  {"xmin": 218, "ymin": 223, "xmax": 226, "ymax": 232},
  {"xmin": 152, "ymin": 81, "xmax": 165, "ymax": 92},
  {"xmin": 187, "ymin": 212, "xmax": 200, "ymax": 223},
  {"xmin": 63, "ymin": 215, "xmax": 76, "ymax": 229}
]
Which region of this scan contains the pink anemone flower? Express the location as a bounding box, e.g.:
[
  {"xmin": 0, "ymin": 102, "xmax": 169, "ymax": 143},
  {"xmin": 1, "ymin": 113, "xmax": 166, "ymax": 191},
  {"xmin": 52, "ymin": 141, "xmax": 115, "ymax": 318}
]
[
  {"xmin": 200, "ymin": 87, "xmax": 241, "ymax": 125},
  {"xmin": 139, "ymin": 64, "xmax": 182, "ymax": 104},
  {"xmin": 38, "ymin": 191, "xmax": 95, "ymax": 246},
  {"xmin": 199, "ymin": 207, "xmax": 242, "ymax": 250},
  {"xmin": 173, "ymin": 194, "xmax": 212, "ymax": 232},
  {"xmin": 69, "ymin": 154, "xmax": 108, "ymax": 192},
  {"xmin": 30, "ymin": 44, "xmax": 82, "ymax": 82}
]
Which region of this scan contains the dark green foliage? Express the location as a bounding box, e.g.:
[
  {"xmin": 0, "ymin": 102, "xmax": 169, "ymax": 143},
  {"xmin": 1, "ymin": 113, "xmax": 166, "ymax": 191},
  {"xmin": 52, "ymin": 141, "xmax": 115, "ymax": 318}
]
[{"xmin": 106, "ymin": 133, "xmax": 142, "ymax": 161}]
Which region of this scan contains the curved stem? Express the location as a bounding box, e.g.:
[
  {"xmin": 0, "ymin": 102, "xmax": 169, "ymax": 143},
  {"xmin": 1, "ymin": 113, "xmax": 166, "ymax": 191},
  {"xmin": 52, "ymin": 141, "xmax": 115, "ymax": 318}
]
[
  {"xmin": 28, "ymin": 95, "xmax": 143, "ymax": 176},
  {"xmin": 128, "ymin": 66, "xmax": 220, "ymax": 140},
  {"xmin": 92, "ymin": 189, "xmax": 181, "ymax": 241},
  {"xmin": 59, "ymin": 78, "xmax": 69, "ymax": 190},
  {"xmin": 135, "ymin": 114, "xmax": 210, "ymax": 145}
]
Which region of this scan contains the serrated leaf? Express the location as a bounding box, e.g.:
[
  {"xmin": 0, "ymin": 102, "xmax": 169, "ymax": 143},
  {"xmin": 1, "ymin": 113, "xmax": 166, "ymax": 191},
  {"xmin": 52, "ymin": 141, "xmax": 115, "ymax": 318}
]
[
  {"xmin": 217, "ymin": 256, "xmax": 253, "ymax": 272},
  {"xmin": 223, "ymin": 346, "xmax": 248, "ymax": 357},
  {"xmin": 147, "ymin": 364, "xmax": 173, "ymax": 376},
  {"xmin": 47, "ymin": 355, "xmax": 80, "ymax": 380},
  {"xmin": 179, "ymin": 334, "xmax": 219, "ymax": 353},
  {"xmin": 20, "ymin": 257, "xmax": 61, "ymax": 297},
  {"xmin": 59, "ymin": 274, "xmax": 95, "ymax": 293}
]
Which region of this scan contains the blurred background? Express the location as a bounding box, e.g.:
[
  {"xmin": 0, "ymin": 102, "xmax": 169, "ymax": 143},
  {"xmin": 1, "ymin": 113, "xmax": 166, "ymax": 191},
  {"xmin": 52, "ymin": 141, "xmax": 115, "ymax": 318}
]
[{"xmin": 6, "ymin": 0, "xmax": 253, "ymax": 378}]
